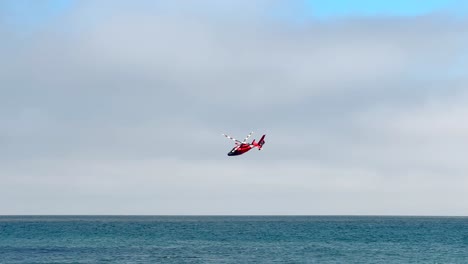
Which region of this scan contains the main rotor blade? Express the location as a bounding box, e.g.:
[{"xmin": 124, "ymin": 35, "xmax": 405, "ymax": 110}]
[
  {"xmin": 242, "ymin": 132, "xmax": 253, "ymax": 143},
  {"xmin": 222, "ymin": 133, "xmax": 242, "ymax": 144}
]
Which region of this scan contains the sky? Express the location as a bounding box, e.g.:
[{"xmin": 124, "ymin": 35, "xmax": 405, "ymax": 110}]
[{"xmin": 1, "ymin": 0, "xmax": 468, "ymax": 215}]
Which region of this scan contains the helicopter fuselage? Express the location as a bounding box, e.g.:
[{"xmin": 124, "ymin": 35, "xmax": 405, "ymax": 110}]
[{"xmin": 227, "ymin": 143, "xmax": 253, "ymax": 156}]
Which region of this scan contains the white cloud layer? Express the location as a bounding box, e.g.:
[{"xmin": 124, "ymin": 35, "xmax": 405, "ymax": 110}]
[{"xmin": 1, "ymin": 1, "xmax": 468, "ymax": 214}]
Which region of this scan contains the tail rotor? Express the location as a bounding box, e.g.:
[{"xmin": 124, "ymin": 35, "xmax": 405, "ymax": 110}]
[{"xmin": 257, "ymin": 134, "xmax": 266, "ymax": 150}]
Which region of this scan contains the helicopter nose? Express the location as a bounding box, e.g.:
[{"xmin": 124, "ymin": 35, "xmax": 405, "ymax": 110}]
[{"xmin": 228, "ymin": 151, "xmax": 239, "ymax": 156}]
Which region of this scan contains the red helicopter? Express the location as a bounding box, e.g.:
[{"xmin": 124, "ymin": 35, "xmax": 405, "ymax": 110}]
[{"xmin": 222, "ymin": 132, "xmax": 266, "ymax": 156}]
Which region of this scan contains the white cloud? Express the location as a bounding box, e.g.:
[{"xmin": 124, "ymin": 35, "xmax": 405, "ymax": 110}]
[
  {"xmin": 1, "ymin": 1, "xmax": 468, "ymax": 214},
  {"xmin": 2, "ymin": 159, "xmax": 467, "ymax": 215}
]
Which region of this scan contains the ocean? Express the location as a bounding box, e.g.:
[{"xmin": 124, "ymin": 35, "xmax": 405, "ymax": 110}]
[{"xmin": 0, "ymin": 216, "xmax": 467, "ymax": 263}]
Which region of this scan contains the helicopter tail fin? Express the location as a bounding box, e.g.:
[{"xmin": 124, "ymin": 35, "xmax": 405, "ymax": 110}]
[{"xmin": 256, "ymin": 135, "xmax": 266, "ymax": 150}]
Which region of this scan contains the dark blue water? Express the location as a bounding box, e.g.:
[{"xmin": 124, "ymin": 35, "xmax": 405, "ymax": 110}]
[{"xmin": 1, "ymin": 216, "xmax": 467, "ymax": 263}]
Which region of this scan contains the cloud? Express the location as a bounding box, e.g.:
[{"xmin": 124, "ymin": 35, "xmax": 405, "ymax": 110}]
[
  {"xmin": 2, "ymin": 159, "xmax": 467, "ymax": 215},
  {"xmin": 1, "ymin": 1, "xmax": 468, "ymax": 214}
]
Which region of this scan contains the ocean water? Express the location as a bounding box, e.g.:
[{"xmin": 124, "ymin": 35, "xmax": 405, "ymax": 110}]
[{"xmin": 0, "ymin": 216, "xmax": 467, "ymax": 263}]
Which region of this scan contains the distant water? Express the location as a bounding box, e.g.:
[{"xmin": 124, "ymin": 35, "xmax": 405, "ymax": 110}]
[{"xmin": 1, "ymin": 216, "xmax": 467, "ymax": 263}]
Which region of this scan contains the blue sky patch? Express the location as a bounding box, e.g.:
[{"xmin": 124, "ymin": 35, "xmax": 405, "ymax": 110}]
[{"xmin": 305, "ymin": 0, "xmax": 466, "ymax": 17}]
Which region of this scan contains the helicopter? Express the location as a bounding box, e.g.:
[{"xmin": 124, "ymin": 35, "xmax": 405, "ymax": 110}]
[{"xmin": 222, "ymin": 132, "xmax": 266, "ymax": 156}]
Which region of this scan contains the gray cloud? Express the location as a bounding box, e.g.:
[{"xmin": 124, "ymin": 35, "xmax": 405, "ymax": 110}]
[{"xmin": 1, "ymin": 1, "xmax": 468, "ymax": 214}]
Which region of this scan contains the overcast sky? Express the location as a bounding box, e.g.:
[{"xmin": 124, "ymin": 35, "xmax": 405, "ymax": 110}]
[{"xmin": 2, "ymin": 0, "xmax": 468, "ymax": 215}]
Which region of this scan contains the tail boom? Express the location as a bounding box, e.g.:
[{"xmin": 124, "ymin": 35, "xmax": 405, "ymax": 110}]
[{"xmin": 252, "ymin": 134, "xmax": 266, "ymax": 150}]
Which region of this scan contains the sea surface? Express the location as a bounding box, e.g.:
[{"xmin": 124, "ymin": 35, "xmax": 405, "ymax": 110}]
[{"xmin": 0, "ymin": 216, "xmax": 467, "ymax": 263}]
